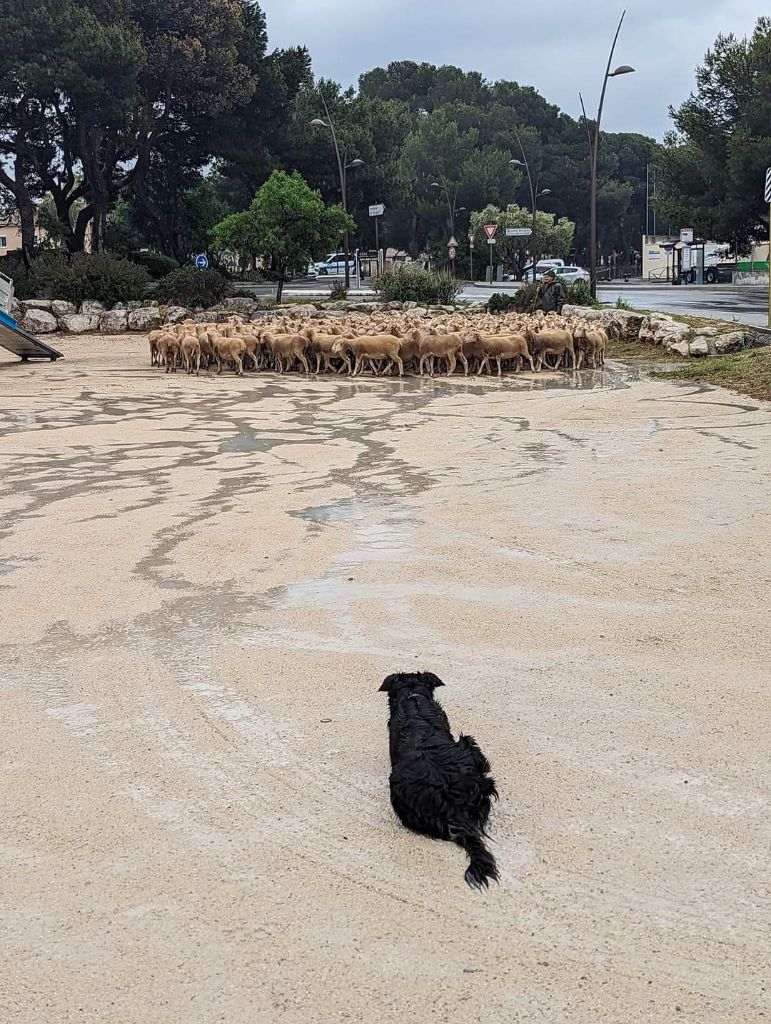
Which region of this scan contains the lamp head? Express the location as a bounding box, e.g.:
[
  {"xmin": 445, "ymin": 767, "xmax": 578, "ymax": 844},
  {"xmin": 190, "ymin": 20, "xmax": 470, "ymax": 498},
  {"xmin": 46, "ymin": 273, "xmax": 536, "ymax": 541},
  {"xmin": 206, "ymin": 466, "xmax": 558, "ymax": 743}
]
[{"xmin": 610, "ymin": 65, "xmax": 635, "ymax": 77}]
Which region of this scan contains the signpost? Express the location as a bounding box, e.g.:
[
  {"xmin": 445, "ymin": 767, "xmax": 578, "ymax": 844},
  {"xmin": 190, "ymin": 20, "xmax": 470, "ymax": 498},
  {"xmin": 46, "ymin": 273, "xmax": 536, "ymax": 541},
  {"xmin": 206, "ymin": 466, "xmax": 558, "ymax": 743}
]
[
  {"xmin": 505, "ymin": 227, "xmax": 532, "ymax": 237},
  {"xmin": 447, "ymin": 235, "xmax": 458, "ymax": 274},
  {"xmin": 195, "ymin": 253, "xmax": 209, "ymax": 270},
  {"xmin": 468, "ymin": 229, "xmax": 475, "ymax": 282},
  {"xmin": 484, "ymin": 224, "xmax": 498, "ymax": 282},
  {"xmin": 766, "ymin": 169, "xmax": 771, "ymax": 326},
  {"xmin": 369, "ymin": 204, "xmax": 386, "ymax": 273}
]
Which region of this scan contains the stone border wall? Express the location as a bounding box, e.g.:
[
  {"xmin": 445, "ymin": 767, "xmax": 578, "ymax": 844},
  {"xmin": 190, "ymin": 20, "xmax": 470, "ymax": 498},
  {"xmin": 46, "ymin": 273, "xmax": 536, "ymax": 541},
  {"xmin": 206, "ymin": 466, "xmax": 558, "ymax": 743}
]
[
  {"xmin": 12, "ymin": 296, "xmax": 771, "ymax": 359},
  {"xmin": 561, "ymin": 305, "xmax": 770, "ymax": 358}
]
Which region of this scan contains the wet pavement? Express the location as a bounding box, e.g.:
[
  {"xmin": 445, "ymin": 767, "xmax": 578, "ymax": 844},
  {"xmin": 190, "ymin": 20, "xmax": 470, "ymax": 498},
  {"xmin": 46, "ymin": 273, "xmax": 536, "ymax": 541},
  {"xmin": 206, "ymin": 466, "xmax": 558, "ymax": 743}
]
[{"xmin": 1, "ymin": 335, "xmax": 769, "ymax": 1024}]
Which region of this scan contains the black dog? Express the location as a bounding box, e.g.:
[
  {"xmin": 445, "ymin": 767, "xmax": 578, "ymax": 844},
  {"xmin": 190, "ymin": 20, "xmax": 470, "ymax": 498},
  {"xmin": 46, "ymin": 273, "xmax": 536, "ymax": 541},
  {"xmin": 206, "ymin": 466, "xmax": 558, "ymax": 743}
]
[{"xmin": 379, "ymin": 671, "xmax": 499, "ymax": 890}]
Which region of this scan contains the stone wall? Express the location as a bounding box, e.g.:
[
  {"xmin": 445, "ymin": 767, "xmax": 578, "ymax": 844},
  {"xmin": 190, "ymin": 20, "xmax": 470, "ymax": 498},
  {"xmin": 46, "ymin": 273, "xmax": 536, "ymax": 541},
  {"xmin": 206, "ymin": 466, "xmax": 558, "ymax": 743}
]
[
  {"xmin": 11, "ymin": 296, "xmax": 771, "ymax": 359},
  {"xmin": 561, "ymin": 304, "xmax": 769, "ymax": 358}
]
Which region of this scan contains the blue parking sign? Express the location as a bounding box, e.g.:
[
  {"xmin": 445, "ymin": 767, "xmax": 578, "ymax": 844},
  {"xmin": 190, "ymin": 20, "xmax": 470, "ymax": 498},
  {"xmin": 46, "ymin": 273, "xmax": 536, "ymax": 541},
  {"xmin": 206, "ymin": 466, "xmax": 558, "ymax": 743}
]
[{"xmin": 195, "ymin": 253, "xmax": 209, "ymax": 270}]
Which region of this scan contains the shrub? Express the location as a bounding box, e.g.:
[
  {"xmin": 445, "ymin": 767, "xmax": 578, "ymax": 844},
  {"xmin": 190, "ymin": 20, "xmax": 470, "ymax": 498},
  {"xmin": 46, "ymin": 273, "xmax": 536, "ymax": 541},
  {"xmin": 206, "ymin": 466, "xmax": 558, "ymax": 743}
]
[
  {"xmin": 128, "ymin": 251, "xmax": 180, "ymax": 280},
  {"xmin": 155, "ymin": 265, "xmax": 232, "ymax": 308},
  {"xmin": 569, "ymin": 280, "xmax": 600, "ymax": 307},
  {"xmin": 431, "ymin": 270, "xmax": 461, "ymax": 305},
  {"xmin": 0, "ymin": 254, "xmax": 35, "ymax": 299},
  {"xmin": 375, "ymin": 264, "xmax": 460, "ymax": 305},
  {"xmin": 26, "ymin": 252, "xmax": 150, "ymax": 306},
  {"xmin": 328, "ymin": 280, "xmax": 348, "ymax": 300},
  {"xmin": 487, "ymin": 292, "xmax": 519, "ymax": 314}
]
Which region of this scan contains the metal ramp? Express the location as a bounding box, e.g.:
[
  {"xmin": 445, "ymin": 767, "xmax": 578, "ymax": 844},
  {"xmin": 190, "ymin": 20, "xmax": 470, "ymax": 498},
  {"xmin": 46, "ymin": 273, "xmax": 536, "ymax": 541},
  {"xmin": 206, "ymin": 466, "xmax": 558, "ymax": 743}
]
[{"xmin": 0, "ymin": 272, "xmax": 62, "ymax": 362}]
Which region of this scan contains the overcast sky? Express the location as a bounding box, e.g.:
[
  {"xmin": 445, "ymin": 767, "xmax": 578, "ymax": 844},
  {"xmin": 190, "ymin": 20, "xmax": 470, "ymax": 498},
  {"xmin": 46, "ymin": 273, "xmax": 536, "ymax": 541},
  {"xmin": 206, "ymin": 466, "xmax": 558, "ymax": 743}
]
[{"xmin": 261, "ymin": 0, "xmax": 760, "ymax": 140}]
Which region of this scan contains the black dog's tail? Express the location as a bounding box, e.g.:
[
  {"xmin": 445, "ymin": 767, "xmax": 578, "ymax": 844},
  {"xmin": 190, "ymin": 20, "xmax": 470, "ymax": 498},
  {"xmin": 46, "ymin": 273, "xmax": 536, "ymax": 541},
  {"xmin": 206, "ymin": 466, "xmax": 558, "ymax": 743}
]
[{"xmin": 451, "ymin": 823, "xmax": 499, "ymax": 891}]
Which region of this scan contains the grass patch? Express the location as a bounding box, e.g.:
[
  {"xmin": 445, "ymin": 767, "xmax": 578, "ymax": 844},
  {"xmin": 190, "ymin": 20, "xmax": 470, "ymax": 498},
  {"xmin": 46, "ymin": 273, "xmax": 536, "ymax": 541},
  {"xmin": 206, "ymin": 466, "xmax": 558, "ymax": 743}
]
[
  {"xmin": 652, "ymin": 347, "xmax": 771, "ymax": 402},
  {"xmin": 608, "ymin": 339, "xmax": 686, "ymax": 364}
]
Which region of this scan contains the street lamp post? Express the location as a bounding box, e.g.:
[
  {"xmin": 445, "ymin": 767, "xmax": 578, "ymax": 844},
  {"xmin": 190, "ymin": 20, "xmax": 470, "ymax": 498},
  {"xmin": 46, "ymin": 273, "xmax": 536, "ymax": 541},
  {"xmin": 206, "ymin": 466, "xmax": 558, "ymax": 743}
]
[
  {"xmin": 310, "ymin": 93, "xmax": 364, "ymax": 290},
  {"xmin": 510, "ymin": 154, "xmax": 552, "ymax": 279},
  {"xmin": 430, "ymin": 182, "xmax": 465, "ymax": 273},
  {"xmin": 580, "ymin": 10, "xmax": 635, "ymax": 298}
]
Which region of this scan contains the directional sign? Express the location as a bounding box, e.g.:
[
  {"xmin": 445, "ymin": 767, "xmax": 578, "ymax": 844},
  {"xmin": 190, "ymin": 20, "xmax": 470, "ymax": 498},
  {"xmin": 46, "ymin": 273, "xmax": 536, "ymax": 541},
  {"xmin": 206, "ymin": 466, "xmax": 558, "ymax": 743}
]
[
  {"xmin": 195, "ymin": 253, "xmax": 209, "ymax": 270},
  {"xmin": 369, "ymin": 203, "xmax": 385, "ymax": 218},
  {"xmin": 448, "ymin": 246, "xmax": 457, "ymax": 261},
  {"xmin": 483, "ymin": 223, "xmax": 498, "ymax": 240},
  {"xmin": 506, "ymin": 227, "xmax": 532, "ymax": 237},
  {"xmin": 765, "ymin": 167, "xmax": 771, "ymax": 204}
]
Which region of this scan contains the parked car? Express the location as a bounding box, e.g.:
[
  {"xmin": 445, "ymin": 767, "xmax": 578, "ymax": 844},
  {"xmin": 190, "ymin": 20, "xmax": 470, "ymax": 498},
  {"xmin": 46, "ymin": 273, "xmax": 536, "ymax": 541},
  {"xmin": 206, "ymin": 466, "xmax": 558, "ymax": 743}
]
[
  {"xmin": 553, "ymin": 265, "xmax": 590, "ymax": 285},
  {"xmin": 315, "ymin": 252, "xmax": 359, "ymax": 276},
  {"xmin": 520, "ymin": 259, "xmax": 565, "ymax": 283}
]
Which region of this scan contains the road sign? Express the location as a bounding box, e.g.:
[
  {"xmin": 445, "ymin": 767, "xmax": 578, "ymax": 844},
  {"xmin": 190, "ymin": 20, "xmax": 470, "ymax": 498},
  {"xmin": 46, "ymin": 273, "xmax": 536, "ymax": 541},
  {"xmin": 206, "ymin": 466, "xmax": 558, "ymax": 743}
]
[
  {"xmin": 765, "ymin": 167, "xmax": 771, "ymax": 203},
  {"xmin": 680, "ymin": 228, "xmax": 694, "ymax": 244},
  {"xmin": 448, "ymin": 246, "xmax": 457, "ymax": 260},
  {"xmin": 506, "ymin": 227, "xmax": 532, "ymax": 237},
  {"xmin": 483, "ymin": 223, "xmax": 498, "ymax": 240},
  {"xmin": 369, "ymin": 203, "xmax": 385, "ymax": 218},
  {"xmin": 195, "ymin": 253, "xmax": 209, "ymax": 270},
  {"xmin": 447, "ymin": 235, "xmax": 458, "ymax": 248},
  {"xmin": 487, "ymin": 238, "xmax": 497, "ymax": 245}
]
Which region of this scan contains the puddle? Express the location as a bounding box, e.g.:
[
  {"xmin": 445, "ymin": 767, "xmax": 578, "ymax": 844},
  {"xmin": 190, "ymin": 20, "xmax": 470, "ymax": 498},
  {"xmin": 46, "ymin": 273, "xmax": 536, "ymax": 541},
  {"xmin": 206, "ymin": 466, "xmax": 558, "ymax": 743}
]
[
  {"xmin": 219, "ymin": 433, "xmax": 311, "ymax": 454},
  {"xmin": 292, "ymin": 500, "xmax": 362, "ymax": 526}
]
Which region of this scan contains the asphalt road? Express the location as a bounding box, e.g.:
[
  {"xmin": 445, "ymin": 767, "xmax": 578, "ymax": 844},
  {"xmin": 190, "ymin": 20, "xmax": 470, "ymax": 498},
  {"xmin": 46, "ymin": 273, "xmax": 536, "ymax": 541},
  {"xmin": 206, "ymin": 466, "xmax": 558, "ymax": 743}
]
[
  {"xmin": 597, "ymin": 283, "xmax": 770, "ymax": 327},
  {"xmin": 245, "ymin": 278, "xmax": 770, "ymax": 326}
]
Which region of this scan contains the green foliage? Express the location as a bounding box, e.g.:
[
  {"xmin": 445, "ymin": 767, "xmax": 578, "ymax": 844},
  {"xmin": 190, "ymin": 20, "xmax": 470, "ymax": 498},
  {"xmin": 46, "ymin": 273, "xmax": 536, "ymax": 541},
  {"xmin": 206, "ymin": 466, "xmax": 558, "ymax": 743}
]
[
  {"xmin": 213, "ymin": 170, "xmax": 354, "ymax": 301},
  {"xmin": 23, "ymin": 253, "xmax": 150, "ymax": 306},
  {"xmin": 328, "ymin": 281, "xmax": 348, "ymax": 300},
  {"xmin": 511, "ymin": 283, "xmax": 542, "ymax": 313},
  {"xmin": 487, "ymin": 292, "xmax": 519, "ymax": 314},
  {"xmin": 658, "ymin": 17, "xmax": 771, "ymax": 247},
  {"xmin": 128, "ymin": 251, "xmax": 181, "ymax": 280},
  {"xmin": 375, "ymin": 264, "xmax": 460, "ymax": 305},
  {"xmin": 155, "ymin": 266, "xmax": 232, "ymax": 308},
  {"xmin": 568, "ymin": 281, "xmax": 599, "ymax": 307},
  {"xmin": 470, "ymin": 205, "xmax": 575, "ymax": 279},
  {"xmin": 0, "ymin": 254, "xmax": 35, "ymax": 298}
]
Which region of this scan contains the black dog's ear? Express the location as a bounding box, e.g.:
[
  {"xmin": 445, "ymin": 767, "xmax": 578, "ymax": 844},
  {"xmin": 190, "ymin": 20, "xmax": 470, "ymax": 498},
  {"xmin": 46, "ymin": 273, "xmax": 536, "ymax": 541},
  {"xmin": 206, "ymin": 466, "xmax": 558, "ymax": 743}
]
[
  {"xmin": 379, "ymin": 674, "xmax": 399, "ymax": 692},
  {"xmin": 419, "ymin": 672, "xmax": 445, "ymax": 689}
]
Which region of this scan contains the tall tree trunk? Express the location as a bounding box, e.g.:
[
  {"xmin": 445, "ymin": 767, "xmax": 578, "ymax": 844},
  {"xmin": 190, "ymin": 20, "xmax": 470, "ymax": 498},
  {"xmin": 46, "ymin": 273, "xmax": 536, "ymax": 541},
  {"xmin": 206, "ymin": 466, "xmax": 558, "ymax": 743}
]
[
  {"xmin": 276, "ymin": 270, "xmax": 285, "ymax": 303},
  {"xmin": 18, "ymin": 199, "xmax": 36, "ymax": 267},
  {"xmin": 0, "ymin": 159, "xmax": 37, "ymax": 267}
]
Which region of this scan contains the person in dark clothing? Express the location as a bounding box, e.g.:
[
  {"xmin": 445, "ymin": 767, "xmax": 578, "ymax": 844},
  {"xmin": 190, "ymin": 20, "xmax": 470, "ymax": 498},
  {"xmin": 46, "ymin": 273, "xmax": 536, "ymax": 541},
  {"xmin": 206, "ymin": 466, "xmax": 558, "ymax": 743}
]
[{"xmin": 539, "ymin": 269, "xmax": 567, "ymax": 313}]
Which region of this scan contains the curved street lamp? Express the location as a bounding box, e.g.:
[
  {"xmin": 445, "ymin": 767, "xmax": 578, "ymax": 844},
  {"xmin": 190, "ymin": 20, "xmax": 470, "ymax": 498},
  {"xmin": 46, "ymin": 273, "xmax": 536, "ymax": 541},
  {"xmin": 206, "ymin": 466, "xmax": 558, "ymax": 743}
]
[
  {"xmin": 580, "ymin": 11, "xmax": 636, "ymax": 297},
  {"xmin": 510, "ymin": 149, "xmax": 553, "ymax": 275},
  {"xmin": 430, "ymin": 181, "xmax": 464, "ymax": 268},
  {"xmin": 309, "ymin": 100, "xmax": 364, "ymax": 288}
]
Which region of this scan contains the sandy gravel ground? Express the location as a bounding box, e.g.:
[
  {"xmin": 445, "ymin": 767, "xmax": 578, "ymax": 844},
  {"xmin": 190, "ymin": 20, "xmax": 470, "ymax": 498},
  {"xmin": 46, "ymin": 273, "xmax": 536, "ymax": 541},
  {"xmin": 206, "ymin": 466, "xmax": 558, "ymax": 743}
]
[{"xmin": 1, "ymin": 335, "xmax": 769, "ymax": 1024}]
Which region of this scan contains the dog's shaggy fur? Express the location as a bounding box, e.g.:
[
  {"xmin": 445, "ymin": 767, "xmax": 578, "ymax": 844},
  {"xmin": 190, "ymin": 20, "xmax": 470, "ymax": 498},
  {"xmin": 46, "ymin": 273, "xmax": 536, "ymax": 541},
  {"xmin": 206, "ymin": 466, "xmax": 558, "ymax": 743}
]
[{"xmin": 379, "ymin": 672, "xmax": 499, "ymax": 890}]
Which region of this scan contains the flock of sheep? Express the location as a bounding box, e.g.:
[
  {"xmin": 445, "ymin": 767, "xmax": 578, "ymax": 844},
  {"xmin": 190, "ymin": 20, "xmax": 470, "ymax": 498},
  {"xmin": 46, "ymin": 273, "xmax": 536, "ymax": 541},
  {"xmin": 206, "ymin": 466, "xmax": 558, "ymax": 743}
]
[{"xmin": 147, "ymin": 309, "xmax": 609, "ymax": 378}]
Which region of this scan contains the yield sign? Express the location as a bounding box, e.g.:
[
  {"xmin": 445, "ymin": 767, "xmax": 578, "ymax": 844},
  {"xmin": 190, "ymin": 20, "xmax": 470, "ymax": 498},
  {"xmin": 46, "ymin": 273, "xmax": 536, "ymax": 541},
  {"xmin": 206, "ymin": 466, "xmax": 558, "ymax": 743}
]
[{"xmin": 483, "ymin": 223, "xmax": 498, "ymax": 240}]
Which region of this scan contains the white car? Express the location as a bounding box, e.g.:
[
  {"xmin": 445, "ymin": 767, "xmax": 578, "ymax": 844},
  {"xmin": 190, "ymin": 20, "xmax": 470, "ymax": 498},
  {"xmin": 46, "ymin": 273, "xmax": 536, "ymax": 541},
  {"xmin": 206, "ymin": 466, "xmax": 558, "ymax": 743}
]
[
  {"xmin": 521, "ymin": 259, "xmax": 565, "ymax": 283},
  {"xmin": 553, "ymin": 265, "xmax": 590, "ymax": 285},
  {"xmin": 315, "ymin": 252, "xmax": 359, "ymax": 276}
]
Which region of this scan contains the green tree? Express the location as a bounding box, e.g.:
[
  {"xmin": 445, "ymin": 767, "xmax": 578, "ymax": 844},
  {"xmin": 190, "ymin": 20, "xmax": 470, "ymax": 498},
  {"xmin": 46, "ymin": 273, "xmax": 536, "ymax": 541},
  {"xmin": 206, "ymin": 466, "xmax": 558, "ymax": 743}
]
[
  {"xmin": 470, "ymin": 204, "xmax": 575, "ymax": 278},
  {"xmin": 657, "ymin": 17, "xmax": 771, "ymax": 248},
  {"xmin": 213, "ymin": 170, "xmax": 353, "ymax": 301}
]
